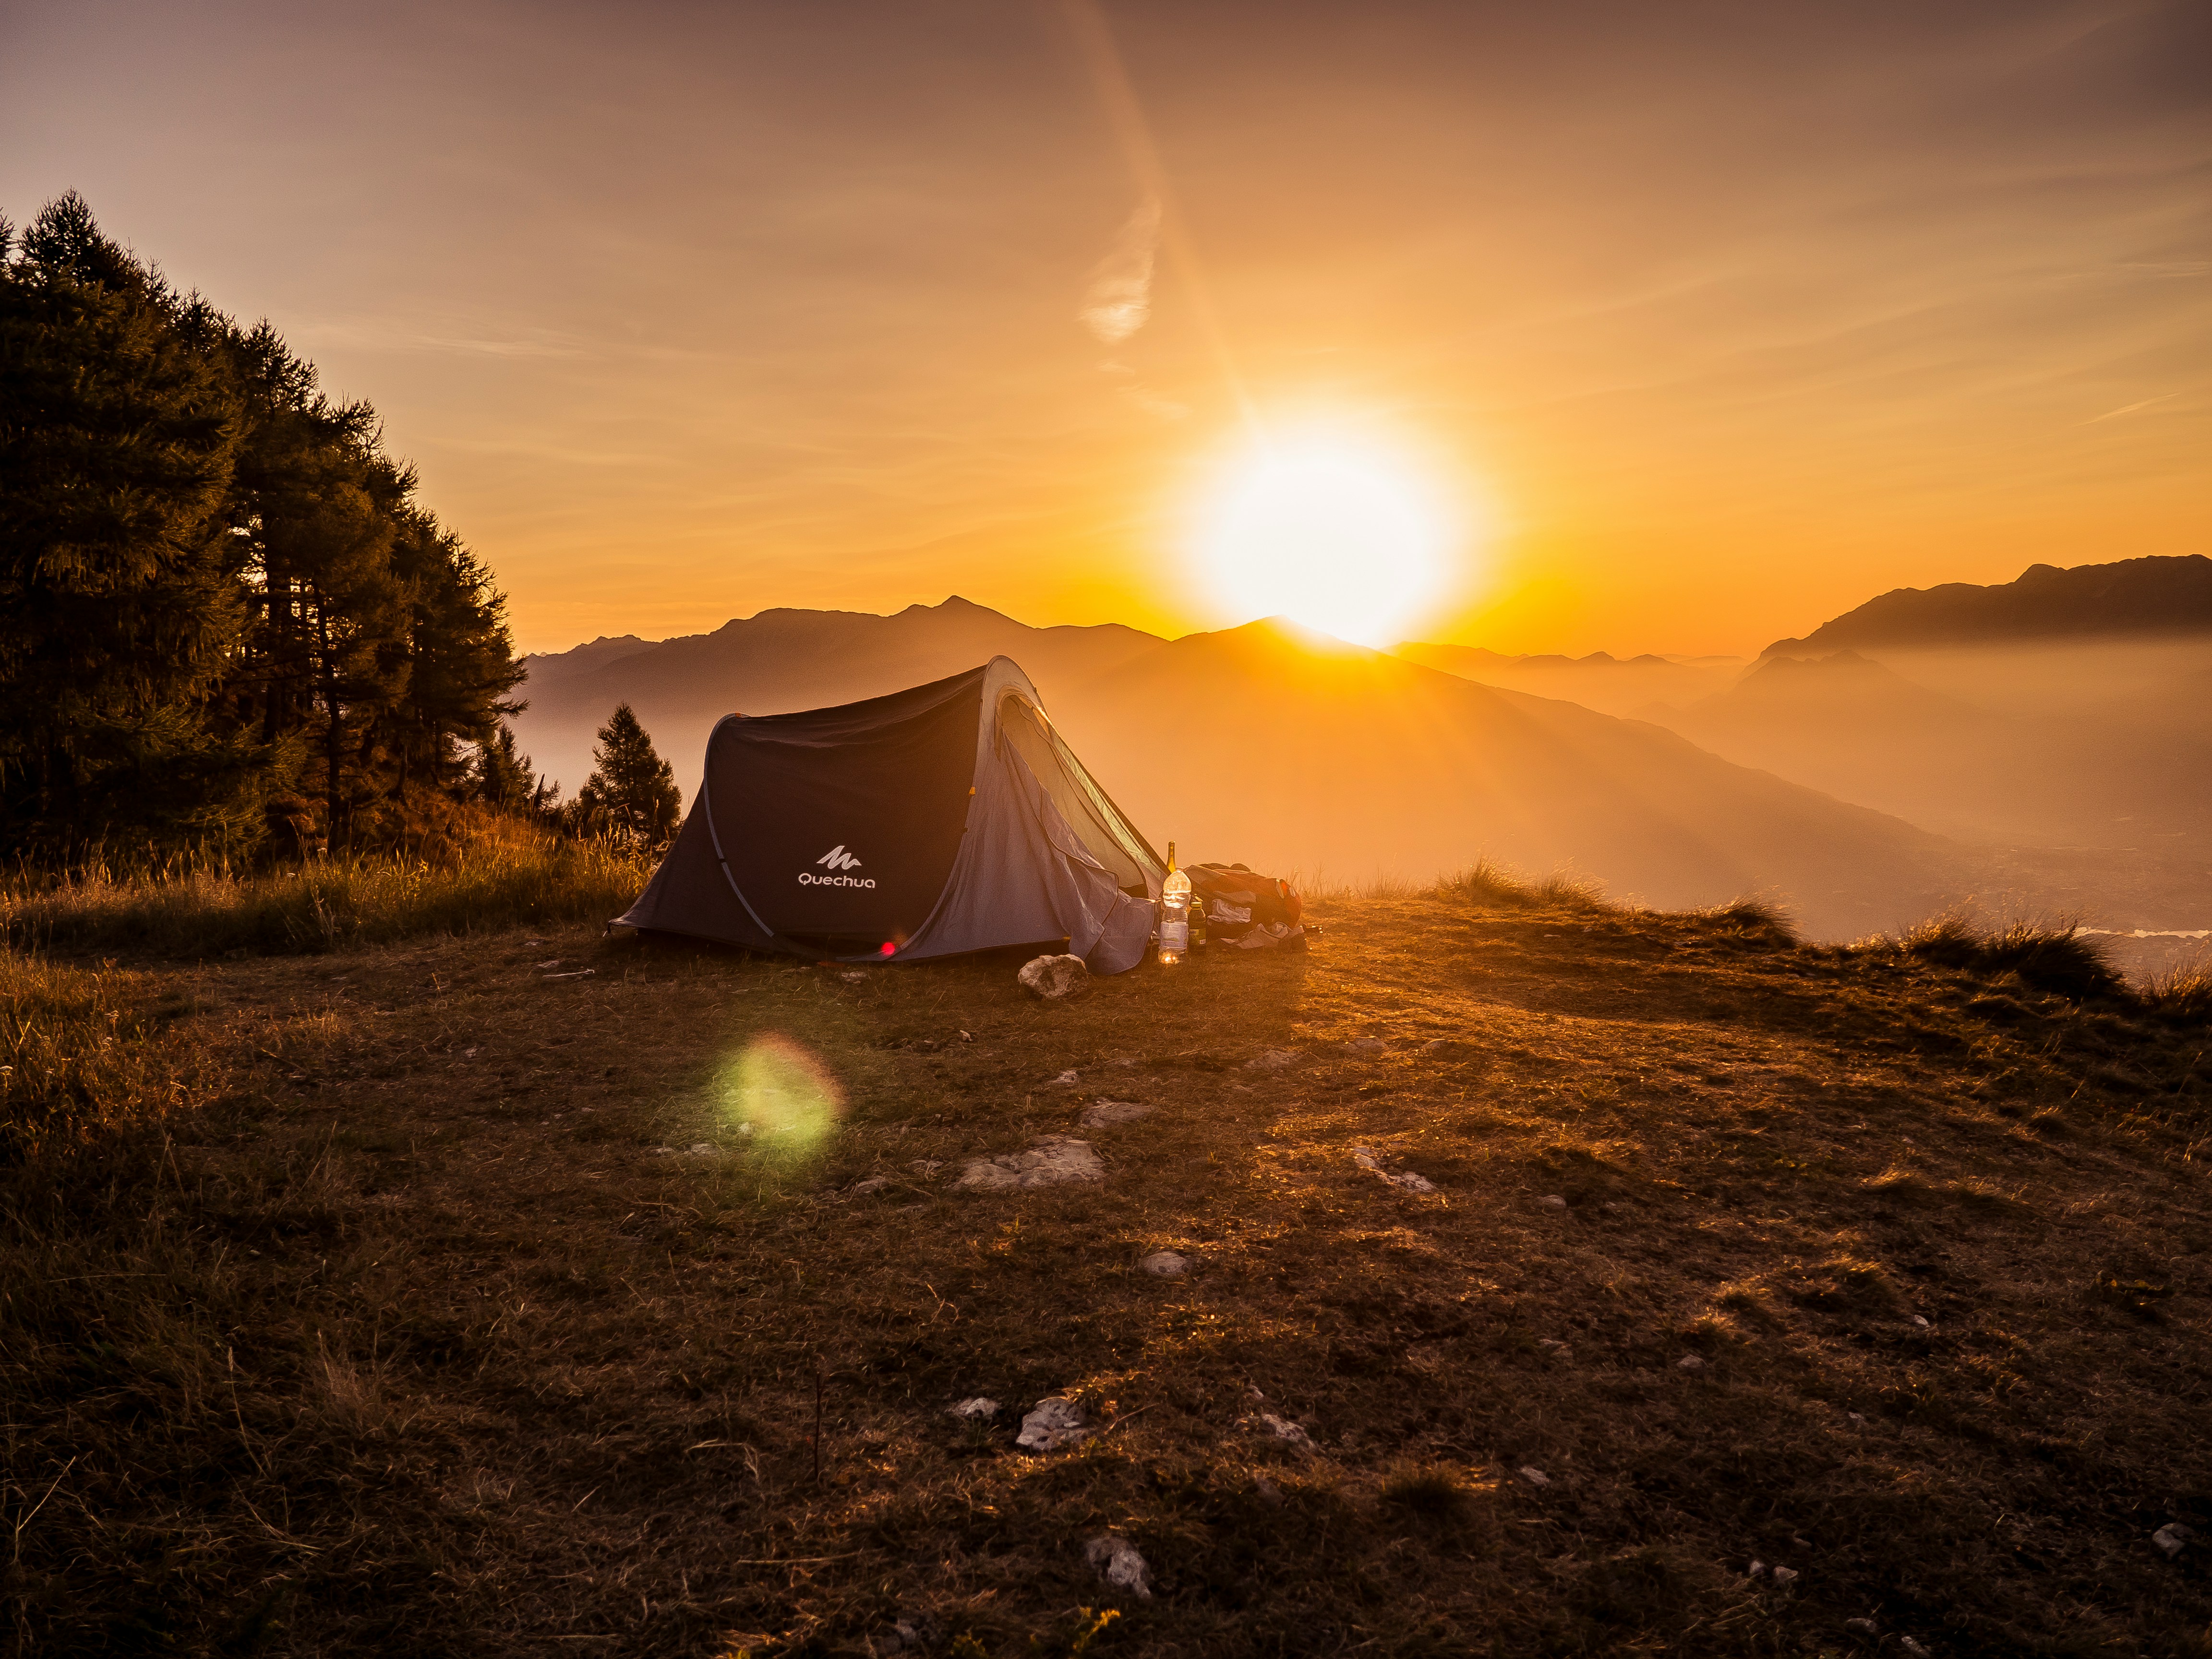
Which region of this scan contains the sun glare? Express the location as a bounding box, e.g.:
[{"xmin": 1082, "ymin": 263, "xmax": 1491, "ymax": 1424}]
[{"xmin": 1195, "ymin": 433, "xmax": 1455, "ymax": 647}]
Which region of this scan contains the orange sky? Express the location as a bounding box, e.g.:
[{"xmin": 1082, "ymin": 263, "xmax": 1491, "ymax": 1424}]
[{"xmin": 5, "ymin": 0, "xmax": 2206, "ymax": 656}]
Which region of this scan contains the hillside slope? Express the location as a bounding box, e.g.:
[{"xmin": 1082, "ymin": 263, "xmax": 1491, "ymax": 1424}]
[
  {"xmin": 1391, "ymin": 640, "xmax": 1739, "ymax": 717},
  {"xmin": 1765, "ymin": 554, "xmax": 2212, "ymax": 655},
  {"xmin": 1047, "ymin": 621, "xmax": 1958, "ymax": 939},
  {"xmin": 9, "ymin": 896, "xmax": 2207, "ymax": 1656}
]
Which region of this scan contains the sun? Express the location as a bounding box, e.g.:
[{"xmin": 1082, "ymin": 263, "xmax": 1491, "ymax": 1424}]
[{"xmin": 1193, "ymin": 431, "xmax": 1455, "ymax": 647}]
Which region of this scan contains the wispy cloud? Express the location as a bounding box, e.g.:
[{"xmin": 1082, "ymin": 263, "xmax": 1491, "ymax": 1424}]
[
  {"xmin": 1078, "ymin": 196, "xmax": 1160, "ymax": 346},
  {"xmin": 2082, "ymin": 391, "xmax": 2183, "ymax": 424}
]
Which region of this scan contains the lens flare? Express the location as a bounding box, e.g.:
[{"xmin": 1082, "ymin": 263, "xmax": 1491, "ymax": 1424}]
[{"xmin": 714, "ymin": 1034, "xmax": 843, "ymax": 1162}]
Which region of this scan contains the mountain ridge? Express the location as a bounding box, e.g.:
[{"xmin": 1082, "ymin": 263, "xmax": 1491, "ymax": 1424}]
[{"xmin": 1763, "ymin": 554, "xmax": 2212, "ymax": 656}]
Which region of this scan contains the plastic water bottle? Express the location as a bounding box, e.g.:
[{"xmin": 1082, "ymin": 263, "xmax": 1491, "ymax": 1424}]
[{"xmin": 1159, "ymin": 842, "xmax": 1190, "ymax": 966}]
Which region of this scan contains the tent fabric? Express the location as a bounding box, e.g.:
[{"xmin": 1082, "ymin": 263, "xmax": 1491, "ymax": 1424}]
[{"xmin": 614, "ymin": 657, "xmax": 1164, "ymax": 972}]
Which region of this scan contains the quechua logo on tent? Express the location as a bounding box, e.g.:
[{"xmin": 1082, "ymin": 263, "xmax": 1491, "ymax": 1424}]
[{"xmin": 800, "ymin": 845, "xmax": 876, "ymax": 888}]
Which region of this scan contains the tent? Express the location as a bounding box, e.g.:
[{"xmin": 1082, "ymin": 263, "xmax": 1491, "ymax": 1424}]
[{"xmin": 614, "ymin": 657, "xmax": 1165, "ymax": 970}]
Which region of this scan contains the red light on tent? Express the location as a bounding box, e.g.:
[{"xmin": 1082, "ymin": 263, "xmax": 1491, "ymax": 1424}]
[{"xmin": 879, "ymin": 941, "xmax": 896, "ymax": 957}]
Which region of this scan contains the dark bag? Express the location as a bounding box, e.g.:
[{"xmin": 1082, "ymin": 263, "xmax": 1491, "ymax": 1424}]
[{"xmin": 1187, "ymin": 862, "xmax": 1305, "ymax": 947}]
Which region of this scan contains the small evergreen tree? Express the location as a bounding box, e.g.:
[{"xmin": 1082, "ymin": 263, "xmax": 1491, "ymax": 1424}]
[
  {"xmin": 574, "ymin": 705, "xmax": 679, "ymax": 846},
  {"xmin": 474, "ymin": 723, "xmax": 548, "ymax": 816}
]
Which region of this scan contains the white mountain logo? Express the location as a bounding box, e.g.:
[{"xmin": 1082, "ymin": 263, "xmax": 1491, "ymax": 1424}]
[{"xmin": 799, "ymin": 844, "xmax": 875, "ymax": 889}]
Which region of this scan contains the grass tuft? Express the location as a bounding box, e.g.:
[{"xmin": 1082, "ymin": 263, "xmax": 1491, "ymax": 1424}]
[
  {"xmin": 1896, "ymin": 913, "xmax": 2122, "ymax": 1002},
  {"xmin": 2141, "ymin": 957, "xmax": 2212, "ymax": 1023},
  {"xmin": 0, "ymin": 951, "xmax": 187, "ymax": 1158},
  {"xmin": 2, "ymin": 824, "xmax": 651, "ymax": 960}
]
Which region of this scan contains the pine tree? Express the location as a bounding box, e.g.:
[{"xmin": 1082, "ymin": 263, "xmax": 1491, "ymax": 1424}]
[
  {"xmin": 0, "ymin": 193, "xmax": 275, "ymax": 856},
  {"xmin": 474, "ymin": 724, "xmax": 548, "ymax": 816},
  {"xmin": 575, "ymin": 705, "xmax": 680, "ymax": 847}
]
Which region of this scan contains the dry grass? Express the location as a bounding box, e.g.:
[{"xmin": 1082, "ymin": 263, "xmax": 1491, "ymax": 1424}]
[
  {"xmin": 2, "ymin": 890, "xmax": 2209, "ymax": 1656},
  {"xmin": 1, "ymin": 824, "xmax": 651, "ymax": 960},
  {"xmin": 1892, "ymin": 912, "xmax": 2123, "ymax": 1002}
]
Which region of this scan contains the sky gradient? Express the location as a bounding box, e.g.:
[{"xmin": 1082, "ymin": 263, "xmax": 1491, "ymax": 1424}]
[{"xmin": 5, "ymin": 0, "xmax": 2206, "ymax": 655}]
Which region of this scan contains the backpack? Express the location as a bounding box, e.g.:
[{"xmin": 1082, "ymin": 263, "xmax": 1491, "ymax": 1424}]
[{"xmin": 1186, "ymin": 862, "xmax": 1304, "ymax": 945}]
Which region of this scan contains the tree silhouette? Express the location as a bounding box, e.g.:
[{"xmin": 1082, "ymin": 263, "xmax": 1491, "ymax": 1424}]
[{"xmin": 575, "ymin": 705, "xmax": 680, "ymax": 847}]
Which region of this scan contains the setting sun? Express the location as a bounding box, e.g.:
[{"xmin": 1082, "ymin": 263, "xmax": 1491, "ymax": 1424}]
[{"xmin": 1193, "ymin": 433, "xmax": 1457, "ymax": 647}]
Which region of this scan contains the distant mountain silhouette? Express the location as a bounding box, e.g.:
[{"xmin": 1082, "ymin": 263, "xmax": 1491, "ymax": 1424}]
[
  {"xmin": 1764, "ymin": 555, "xmax": 2212, "ymax": 656},
  {"xmin": 520, "ymin": 635, "xmax": 660, "ymax": 685},
  {"xmin": 1392, "ymin": 640, "xmax": 1738, "ymax": 718},
  {"xmin": 512, "ymin": 597, "xmax": 1165, "ymax": 797}
]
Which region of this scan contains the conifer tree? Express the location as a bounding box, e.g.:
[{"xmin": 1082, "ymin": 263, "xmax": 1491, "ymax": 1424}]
[
  {"xmin": 0, "ymin": 193, "xmax": 274, "ymax": 855},
  {"xmin": 575, "ymin": 705, "xmax": 680, "ymax": 847},
  {"xmin": 474, "ymin": 724, "xmax": 549, "ymax": 816},
  {"xmin": 0, "ymin": 192, "xmax": 529, "ymax": 862}
]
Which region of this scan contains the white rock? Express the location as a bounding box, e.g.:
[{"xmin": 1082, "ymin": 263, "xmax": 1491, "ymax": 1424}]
[
  {"xmin": 1899, "ymin": 1639, "xmax": 1929, "ymax": 1657},
  {"xmin": 1256, "ymin": 1413, "xmax": 1315, "ymax": 1453},
  {"xmin": 1518, "ymin": 1466, "xmax": 1550, "ymax": 1487},
  {"xmin": 1846, "ymin": 1619, "xmax": 1878, "ymax": 1635},
  {"xmin": 1747, "ymin": 1560, "xmax": 1767, "ymax": 1577},
  {"xmin": 1347, "ymin": 1038, "xmax": 1388, "ymax": 1055},
  {"xmin": 947, "ymin": 1397, "xmax": 1000, "ymax": 1421},
  {"xmin": 1350, "ymin": 1144, "xmax": 1437, "ymax": 1193},
  {"xmin": 955, "ymin": 1136, "xmax": 1105, "ymax": 1192},
  {"xmin": 1770, "ymin": 1565, "xmax": 1799, "ymax": 1587},
  {"xmin": 1677, "ymin": 1354, "xmax": 1707, "ymax": 1371},
  {"xmin": 687, "ymin": 1143, "xmax": 717, "ymax": 1156},
  {"xmin": 1538, "ymin": 1194, "xmax": 1568, "ymax": 1209},
  {"xmin": 2154, "ymin": 1522, "xmax": 2195, "ymax": 1558},
  {"xmin": 1049, "ymin": 1069, "xmax": 1080, "ymax": 1085},
  {"xmin": 840, "ymin": 971, "xmax": 866, "ymax": 983},
  {"xmin": 1082, "ymin": 1098, "xmax": 1152, "ymax": 1128},
  {"xmin": 1846, "ymin": 1411, "xmax": 1865, "ymax": 1423},
  {"xmin": 1245, "ymin": 1049, "xmax": 1298, "ymax": 1070},
  {"xmin": 1083, "ymin": 1534, "xmax": 1153, "ymax": 1599},
  {"xmin": 1019, "ymin": 953, "xmax": 1091, "ymax": 1000},
  {"xmin": 1911, "ymin": 1314, "xmax": 1930, "ymax": 1328},
  {"xmin": 1017, "ymin": 1397, "xmax": 1092, "ymax": 1452},
  {"xmin": 1140, "ymin": 1250, "xmax": 1189, "ymax": 1278}
]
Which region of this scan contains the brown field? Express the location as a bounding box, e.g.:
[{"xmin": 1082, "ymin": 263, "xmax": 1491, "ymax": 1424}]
[{"xmin": 4, "ymin": 889, "xmax": 2209, "ymax": 1656}]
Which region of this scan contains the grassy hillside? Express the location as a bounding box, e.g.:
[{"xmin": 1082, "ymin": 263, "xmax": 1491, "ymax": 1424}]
[{"xmin": 3, "ymin": 886, "xmax": 2208, "ymax": 1656}]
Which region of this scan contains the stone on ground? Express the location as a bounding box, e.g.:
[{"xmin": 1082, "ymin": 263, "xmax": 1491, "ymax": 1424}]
[
  {"xmin": 1538, "ymin": 1193, "xmax": 1568, "ymax": 1208},
  {"xmin": 1518, "ymin": 1466, "xmax": 1550, "ymax": 1487},
  {"xmin": 946, "ymin": 1397, "xmax": 1000, "ymax": 1421},
  {"xmin": 1255, "ymin": 1413, "xmax": 1315, "ymax": 1454},
  {"xmin": 1018, "ymin": 953, "xmax": 1090, "ymax": 1000},
  {"xmin": 1140, "ymin": 1250, "xmax": 1189, "ymax": 1278},
  {"xmin": 1245, "ymin": 1048, "xmax": 1298, "ymax": 1070},
  {"xmin": 1352, "ymin": 1145, "xmax": 1437, "ymax": 1193},
  {"xmin": 955, "ymin": 1136, "xmax": 1104, "ymax": 1192},
  {"xmin": 1083, "ymin": 1534, "xmax": 1153, "ymax": 1599},
  {"xmin": 1770, "ymin": 1566, "xmax": 1799, "ymax": 1587},
  {"xmin": 1016, "ymin": 1397, "xmax": 1092, "ymax": 1452},
  {"xmin": 1676, "ymin": 1354, "xmax": 1707, "ymax": 1371},
  {"xmin": 2154, "ymin": 1522, "xmax": 2195, "ymax": 1558},
  {"xmin": 1347, "ymin": 1037, "xmax": 1388, "ymax": 1055},
  {"xmin": 1081, "ymin": 1098, "xmax": 1151, "ymax": 1128}
]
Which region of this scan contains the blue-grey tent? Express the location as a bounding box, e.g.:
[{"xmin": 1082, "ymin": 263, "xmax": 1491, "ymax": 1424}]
[{"xmin": 615, "ymin": 658, "xmax": 1163, "ymax": 971}]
